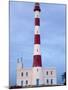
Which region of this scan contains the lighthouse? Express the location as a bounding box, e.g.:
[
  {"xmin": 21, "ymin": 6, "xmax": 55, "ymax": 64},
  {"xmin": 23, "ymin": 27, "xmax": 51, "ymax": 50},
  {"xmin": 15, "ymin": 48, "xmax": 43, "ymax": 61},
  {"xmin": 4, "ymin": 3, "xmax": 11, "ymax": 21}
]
[
  {"xmin": 32, "ymin": 3, "xmax": 44, "ymax": 86},
  {"xmin": 16, "ymin": 2, "xmax": 57, "ymax": 87}
]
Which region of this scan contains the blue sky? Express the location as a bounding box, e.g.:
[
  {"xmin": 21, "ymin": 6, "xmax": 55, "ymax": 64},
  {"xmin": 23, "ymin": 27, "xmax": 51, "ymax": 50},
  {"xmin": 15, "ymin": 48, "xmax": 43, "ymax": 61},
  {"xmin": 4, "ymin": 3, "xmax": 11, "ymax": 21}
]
[{"xmin": 9, "ymin": 1, "xmax": 66, "ymax": 86}]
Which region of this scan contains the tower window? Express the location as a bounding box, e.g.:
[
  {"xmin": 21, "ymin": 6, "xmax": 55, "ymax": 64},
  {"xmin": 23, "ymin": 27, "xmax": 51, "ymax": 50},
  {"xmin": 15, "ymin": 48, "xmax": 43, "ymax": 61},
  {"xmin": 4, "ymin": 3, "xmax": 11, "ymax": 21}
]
[
  {"xmin": 46, "ymin": 79, "xmax": 49, "ymax": 84},
  {"xmin": 21, "ymin": 72, "xmax": 23, "ymax": 76},
  {"xmin": 26, "ymin": 80, "xmax": 28, "ymax": 85},
  {"xmin": 37, "ymin": 49, "xmax": 38, "ymax": 52},
  {"xmin": 46, "ymin": 71, "xmax": 48, "ymax": 75},
  {"xmin": 37, "ymin": 30, "xmax": 38, "ymax": 34},
  {"xmin": 37, "ymin": 68, "xmax": 38, "ymax": 72},
  {"xmin": 37, "ymin": 15, "xmax": 38, "ymax": 17},
  {"xmin": 26, "ymin": 72, "xmax": 28, "ymax": 76}
]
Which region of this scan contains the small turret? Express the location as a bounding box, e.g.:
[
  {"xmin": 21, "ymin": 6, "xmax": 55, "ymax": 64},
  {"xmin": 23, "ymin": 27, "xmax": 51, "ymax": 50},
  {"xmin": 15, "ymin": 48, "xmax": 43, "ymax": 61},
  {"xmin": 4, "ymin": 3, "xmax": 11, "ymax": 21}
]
[
  {"xmin": 17, "ymin": 57, "xmax": 23, "ymax": 70},
  {"xmin": 21, "ymin": 57, "xmax": 23, "ymax": 68}
]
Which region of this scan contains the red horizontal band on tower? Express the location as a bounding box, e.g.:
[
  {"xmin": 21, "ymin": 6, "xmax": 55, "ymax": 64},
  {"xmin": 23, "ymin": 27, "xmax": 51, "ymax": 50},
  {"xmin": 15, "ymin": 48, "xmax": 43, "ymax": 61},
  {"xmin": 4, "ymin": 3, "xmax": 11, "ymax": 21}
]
[
  {"xmin": 35, "ymin": 18, "xmax": 40, "ymax": 26},
  {"xmin": 33, "ymin": 55, "xmax": 42, "ymax": 67},
  {"xmin": 34, "ymin": 35, "xmax": 40, "ymax": 44}
]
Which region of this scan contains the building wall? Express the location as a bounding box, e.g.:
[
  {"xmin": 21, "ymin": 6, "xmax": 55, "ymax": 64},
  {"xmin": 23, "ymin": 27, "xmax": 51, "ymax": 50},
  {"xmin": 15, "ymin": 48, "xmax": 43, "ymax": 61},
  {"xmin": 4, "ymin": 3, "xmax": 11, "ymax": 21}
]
[
  {"xmin": 16, "ymin": 68, "xmax": 32, "ymax": 87},
  {"xmin": 32, "ymin": 67, "xmax": 44, "ymax": 86},
  {"xmin": 43, "ymin": 68, "xmax": 57, "ymax": 85},
  {"xmin": 16, "ymin": 62, "xmax": 57, "ymax": 87}
]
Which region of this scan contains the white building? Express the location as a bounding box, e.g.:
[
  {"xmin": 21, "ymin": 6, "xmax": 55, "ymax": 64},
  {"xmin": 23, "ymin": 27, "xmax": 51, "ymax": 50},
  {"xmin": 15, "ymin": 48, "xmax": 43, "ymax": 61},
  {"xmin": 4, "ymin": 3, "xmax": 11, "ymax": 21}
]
[
  {"xmin": 16, "ymin": 3, "xmax": 57, "ymax": 87},
  {"xmin": 16, "ymin": 59, "xmax": 57, "ymax": 87}
]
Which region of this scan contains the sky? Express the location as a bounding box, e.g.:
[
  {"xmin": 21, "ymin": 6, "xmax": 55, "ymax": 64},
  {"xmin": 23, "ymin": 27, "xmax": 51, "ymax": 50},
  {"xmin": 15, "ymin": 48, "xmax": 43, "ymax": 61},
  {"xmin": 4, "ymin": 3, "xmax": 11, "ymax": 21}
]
[{"xmin": 9, "ymin": 1, "xmax": 66, "ymax": 86}]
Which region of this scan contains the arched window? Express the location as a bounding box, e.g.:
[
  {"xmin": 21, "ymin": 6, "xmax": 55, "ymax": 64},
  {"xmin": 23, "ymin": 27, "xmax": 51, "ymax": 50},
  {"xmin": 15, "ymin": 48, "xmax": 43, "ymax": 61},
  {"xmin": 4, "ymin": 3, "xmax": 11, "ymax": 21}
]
[
  {"xmin": 37, "ymin": 30, "xmax": 38, "ymax": 34},
  {"xmin": 37, "ymin": 15, "xmax": 38, "ymax": 17},
  {"xmin": 46, "ymin": 79, "xmax": 49, "ymax": 84},
  {"xmin": 51, "ymin": 79, "xmax": 53, "ymax": 84},
  {"xmin": 51, "ymin": 71, "xmax": 53, "ymax": 75},
  {"xmin": 26, "ymin": 72, "xmax": 28, "ymax": 76},
  {"xmin": 46, "ymin": 71, "xmax": 48, "ymax": 75},
  {"xmin": 37, "ymin": 49, "xmax": 38, "ymax": 52},
  {"xmin": 37, "ymin": 68, "xmax": 38, "ymax": 72},
  {"xmin": 26, "ymin": 80, "xmax": 28, "ymax": 85},
  {"xmin": 21, "ymin": 72, "xmax": 23, "ymax": 76}
]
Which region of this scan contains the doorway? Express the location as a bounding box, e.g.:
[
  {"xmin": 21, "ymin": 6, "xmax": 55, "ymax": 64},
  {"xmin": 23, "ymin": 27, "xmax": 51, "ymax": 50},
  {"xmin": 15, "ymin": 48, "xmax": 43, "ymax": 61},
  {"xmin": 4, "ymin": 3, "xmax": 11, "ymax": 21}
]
[{"xmin": 36, "ymin": 79, "xmax": 39, "ymax": 86}]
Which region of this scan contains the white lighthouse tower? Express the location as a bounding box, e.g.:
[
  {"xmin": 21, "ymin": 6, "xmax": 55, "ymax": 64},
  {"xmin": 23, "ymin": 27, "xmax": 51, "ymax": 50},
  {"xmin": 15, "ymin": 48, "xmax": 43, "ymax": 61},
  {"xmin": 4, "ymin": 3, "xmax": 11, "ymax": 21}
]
[{"xmin": 32, "ymin": 3, "xmax": 44, "ymax": 86}]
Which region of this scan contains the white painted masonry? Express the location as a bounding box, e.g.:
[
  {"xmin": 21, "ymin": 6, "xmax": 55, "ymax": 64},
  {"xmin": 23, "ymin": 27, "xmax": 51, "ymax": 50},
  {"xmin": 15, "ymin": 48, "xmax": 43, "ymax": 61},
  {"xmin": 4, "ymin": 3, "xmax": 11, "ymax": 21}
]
[
  {"xmin": 34, "ymin": 44, "xmax": 41, "ymax": 55},
  {"xmin": 34, "ymin": 26, "xmax": 40, "ymax": 34},
  {"xmin": 35, "ymin": 11, "xmax": 40, "ymax": 18},
  {"xmin": 16, "ymin": 61, "xmax": 57, "ymax": 87},
  {"xmin": 32, "ymin": 67, "xmax": 44, "ymax": 86}
]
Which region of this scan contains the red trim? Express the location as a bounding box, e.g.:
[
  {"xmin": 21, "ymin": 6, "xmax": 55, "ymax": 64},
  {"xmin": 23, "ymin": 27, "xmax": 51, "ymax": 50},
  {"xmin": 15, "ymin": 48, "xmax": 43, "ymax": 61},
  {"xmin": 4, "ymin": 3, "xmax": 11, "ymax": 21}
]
[
  {"xmin": 35, "ymin": 18, "xmax": 40, "ymax": 26},
  {"xmin": 33, "ymin": 55, "xmax": 42, "ymax": 67},
  {"xmin": 34, "ymin": 35, "xmax": 40, "ymax": 44}
]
